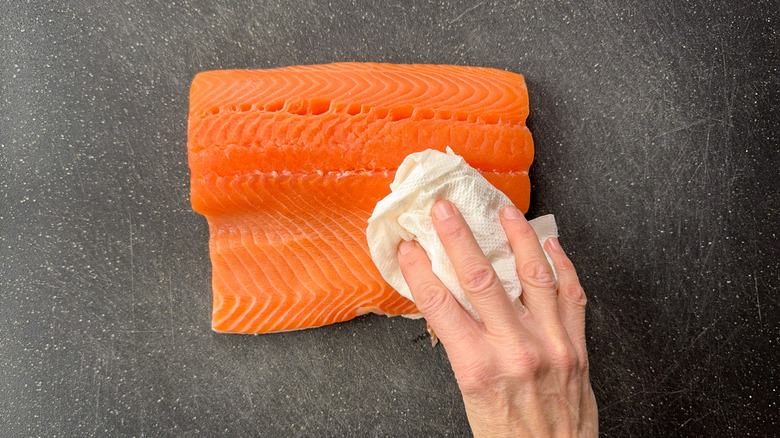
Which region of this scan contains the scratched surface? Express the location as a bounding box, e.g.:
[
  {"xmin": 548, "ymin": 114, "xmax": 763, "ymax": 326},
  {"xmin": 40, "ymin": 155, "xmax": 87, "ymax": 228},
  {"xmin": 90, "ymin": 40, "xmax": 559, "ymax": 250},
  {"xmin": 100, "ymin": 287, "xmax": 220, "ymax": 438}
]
[{"xmin": 1, "ymin": 1, "xmax": 778, "ymax": 436}]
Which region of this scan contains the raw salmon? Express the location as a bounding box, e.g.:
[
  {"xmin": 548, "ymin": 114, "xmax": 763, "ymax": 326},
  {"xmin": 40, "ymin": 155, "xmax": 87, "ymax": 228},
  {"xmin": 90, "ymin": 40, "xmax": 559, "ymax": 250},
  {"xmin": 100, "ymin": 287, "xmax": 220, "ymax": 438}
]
[{"xmin": 188, "ymin": 63, "xmax": 534, "ymax": 333}]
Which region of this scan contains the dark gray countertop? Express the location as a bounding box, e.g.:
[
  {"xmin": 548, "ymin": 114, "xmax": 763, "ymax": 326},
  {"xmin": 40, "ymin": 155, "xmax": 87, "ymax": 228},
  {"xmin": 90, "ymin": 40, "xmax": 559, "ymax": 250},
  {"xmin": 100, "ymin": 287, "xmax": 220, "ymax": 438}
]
[{"xmin": 2, "ymin": 1, "xmax": 778, "ymax": 436}]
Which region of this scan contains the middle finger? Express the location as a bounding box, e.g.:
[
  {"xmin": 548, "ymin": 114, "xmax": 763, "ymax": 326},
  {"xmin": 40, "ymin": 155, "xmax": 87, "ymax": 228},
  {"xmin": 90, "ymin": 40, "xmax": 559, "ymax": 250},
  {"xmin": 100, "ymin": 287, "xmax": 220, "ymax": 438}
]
[{"xmin": 431, "ymin": 200, "xmax": 517, "ymax": 328}]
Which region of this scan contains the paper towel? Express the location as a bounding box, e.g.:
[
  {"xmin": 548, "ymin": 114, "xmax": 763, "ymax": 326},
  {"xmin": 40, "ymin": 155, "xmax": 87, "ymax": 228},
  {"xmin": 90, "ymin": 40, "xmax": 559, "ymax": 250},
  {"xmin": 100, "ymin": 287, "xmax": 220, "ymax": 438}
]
[{"xmin": 366, "ymin": 148, "xmax": 558, "ymax": 321}]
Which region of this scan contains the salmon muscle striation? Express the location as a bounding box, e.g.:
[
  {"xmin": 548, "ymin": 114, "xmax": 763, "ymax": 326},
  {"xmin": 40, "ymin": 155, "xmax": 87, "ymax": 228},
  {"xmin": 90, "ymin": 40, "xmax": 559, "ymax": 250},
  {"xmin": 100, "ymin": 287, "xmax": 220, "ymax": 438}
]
[{"xmin": 187, "ymin": 62, "xmax": 534, "ymax": 333}]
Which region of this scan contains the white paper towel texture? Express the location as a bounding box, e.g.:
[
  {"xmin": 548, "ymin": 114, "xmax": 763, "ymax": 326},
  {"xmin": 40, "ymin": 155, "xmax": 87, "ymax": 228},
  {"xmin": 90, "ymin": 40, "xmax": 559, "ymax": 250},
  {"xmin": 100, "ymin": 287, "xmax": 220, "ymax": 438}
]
[{"xmin": 366, "ymin": 148, "xmax": 558, "ymax": 321}]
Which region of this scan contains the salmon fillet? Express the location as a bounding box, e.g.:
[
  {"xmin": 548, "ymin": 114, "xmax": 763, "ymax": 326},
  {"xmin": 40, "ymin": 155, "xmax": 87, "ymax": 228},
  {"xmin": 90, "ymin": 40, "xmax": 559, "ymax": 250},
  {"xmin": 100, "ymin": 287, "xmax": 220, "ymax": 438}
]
[{"xmin": 187, "ymin": 63, "xmax": 534, "ymax": 333}]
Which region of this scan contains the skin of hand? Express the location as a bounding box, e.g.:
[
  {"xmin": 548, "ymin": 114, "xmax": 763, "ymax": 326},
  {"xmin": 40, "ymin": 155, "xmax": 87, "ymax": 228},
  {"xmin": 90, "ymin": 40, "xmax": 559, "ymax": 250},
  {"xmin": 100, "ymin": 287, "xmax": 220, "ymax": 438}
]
[{"xmin": 396, "ymin": 200, "xmax": 598, "ymax": 437}]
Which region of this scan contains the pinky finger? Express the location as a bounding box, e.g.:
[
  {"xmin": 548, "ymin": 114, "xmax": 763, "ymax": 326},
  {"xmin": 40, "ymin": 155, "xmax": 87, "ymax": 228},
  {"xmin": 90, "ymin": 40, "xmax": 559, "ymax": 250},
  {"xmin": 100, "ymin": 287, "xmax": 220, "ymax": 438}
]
[{"xmin": 545, "ymin": 238, "xmax": 588, "ymax": 362}]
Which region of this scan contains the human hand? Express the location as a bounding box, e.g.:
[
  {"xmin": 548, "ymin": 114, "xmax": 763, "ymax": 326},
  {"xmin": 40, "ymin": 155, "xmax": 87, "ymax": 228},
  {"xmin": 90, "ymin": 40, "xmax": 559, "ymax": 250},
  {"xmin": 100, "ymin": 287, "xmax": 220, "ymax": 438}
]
[{"xmin": 397, "ymin": 201, "xmax": 597, "ymax": 437}]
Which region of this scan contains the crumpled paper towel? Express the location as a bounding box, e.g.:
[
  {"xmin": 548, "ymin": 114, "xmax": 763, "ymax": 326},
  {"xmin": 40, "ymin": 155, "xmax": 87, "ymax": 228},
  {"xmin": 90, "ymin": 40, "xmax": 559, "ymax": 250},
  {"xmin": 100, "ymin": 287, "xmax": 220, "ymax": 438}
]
[{"xmin": 366, "ymin": 148, "xmax": 558, "ymax": 321}]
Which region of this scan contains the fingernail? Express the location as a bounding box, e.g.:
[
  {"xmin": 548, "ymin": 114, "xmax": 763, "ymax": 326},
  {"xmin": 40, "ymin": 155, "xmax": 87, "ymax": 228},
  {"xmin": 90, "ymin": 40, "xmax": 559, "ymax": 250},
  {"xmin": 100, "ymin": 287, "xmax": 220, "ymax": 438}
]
[
  {"xmin": 398, "ymin": 239, "xmax": 415, "ymax": 255},
  {"xmin": 433, "ymin": 200, "xmax": 454, "ymax": 220},
  {"xmin": 546, "ymin": 237, "xmax": 562, "ymax": 252},
  {"xmin": 502, "ymin": 205, "xmax": 523, "ymax": 219}
]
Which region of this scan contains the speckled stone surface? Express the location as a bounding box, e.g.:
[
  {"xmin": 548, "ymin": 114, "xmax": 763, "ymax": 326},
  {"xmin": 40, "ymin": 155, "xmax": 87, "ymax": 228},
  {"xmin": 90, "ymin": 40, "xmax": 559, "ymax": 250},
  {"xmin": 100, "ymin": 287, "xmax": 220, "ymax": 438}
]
[{"xmin": 1, "ymin": 1, "xmax": 778, "ymax": 436}]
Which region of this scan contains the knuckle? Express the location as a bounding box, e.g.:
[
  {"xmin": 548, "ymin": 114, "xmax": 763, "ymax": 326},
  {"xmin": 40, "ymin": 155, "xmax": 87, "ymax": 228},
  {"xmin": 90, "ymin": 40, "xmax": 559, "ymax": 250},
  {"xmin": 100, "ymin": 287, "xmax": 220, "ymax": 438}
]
[
  {"xmin": 519, "ymin": 261, "xmax": 556, "ymax": 289},
  {"xmin": 578, "ymin": 287, "xmax": 588, "ymax": 304},
  {"xmin": 455, "ymin": 360, "xmax": 493, "ymax": 396},
  {"xmin": 562, "ymin": 285, "xmax": 587, "ymax": 308},
  {"xmin": 415, "ymin": 282, "xmax": 451, "ymax": 316},
  {"xmin": 461, "ymin": 261, "xmax": 498, "ymax": 294},
  {"xmin": 506, "ymin": 347, "xmax": 542, "ymax": 377},
  {"xmin": 547, "ymin": 341, "xmax": 578, "ymax": 372}
]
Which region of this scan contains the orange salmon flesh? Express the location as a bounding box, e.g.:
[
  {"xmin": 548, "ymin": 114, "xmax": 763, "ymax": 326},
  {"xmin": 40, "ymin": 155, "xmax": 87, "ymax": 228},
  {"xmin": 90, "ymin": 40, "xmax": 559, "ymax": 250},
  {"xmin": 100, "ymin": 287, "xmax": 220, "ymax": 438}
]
[{"xmin": 187, "ymin": 63, "xmax": 534, "ymax": 333}]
